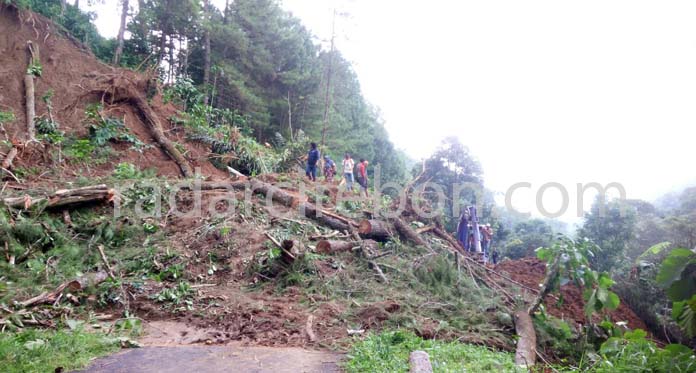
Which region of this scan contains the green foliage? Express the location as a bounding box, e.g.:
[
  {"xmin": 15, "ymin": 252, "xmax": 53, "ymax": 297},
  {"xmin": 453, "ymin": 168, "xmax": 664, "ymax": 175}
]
[
  {"xmin": 63, "ymin": 138, "xmax": 95, "ymax": 161},
  {"xmin": 578, "ymin": 197, "xmax": 637, "ymax": 273},
  {"xmin": 501, "ymin": 219, "xmax": 555, "ymax": 259},
  {"xmin": 415, "ymin": 137, "xmax": 484, "ymax": 229},
  {"xmin": 86, "ymin": 105, "xmax": 144, "ymax": 148},
  {"xmin": 533, "ymin": 313, "xmax": 581, "ymax": 361},
  {"xmin": 592, "ymin": 329, "xmax": 695, "ymax": 372},
  {"xmin": 345, "ymin": 330, "xmax": 520, "ymax": 372},
  {"xmin": 0, "ymin": 110, "xmax": 15, "ymax": 124},
  {"xmin": 26, "ymin": 62, "xmax": 42, "ymax": 77},
  {"xmin": 36, "ymin": 117, "xmax": 64, "ymax": 144},
  {"xmin": 112, "ymin": 162, "xmax": 155, "ymax": 180},
  {"xmin": 654, "ymin": 247, "xmax": 696, "ymax": 337},
  {"xmin": 0, "ymin": 327, "xmax": 119, "ymax": 373},
  {"xmin": 536, "ymin": 237, "xmax": 620, "ymax": 319},
  {"xmin": 152, "ymin": 281, "xmax": 194, "ymax": 310}
]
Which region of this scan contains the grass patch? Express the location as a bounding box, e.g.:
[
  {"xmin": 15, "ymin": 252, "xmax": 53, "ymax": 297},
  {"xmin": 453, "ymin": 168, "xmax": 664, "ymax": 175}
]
[
  {"xmin": 0, "ymin": 327, "xmax": 119, "ymax": 373},
  {"xmin": 345, "ymin": 330, "xmax": 521, "ymax": 372}
]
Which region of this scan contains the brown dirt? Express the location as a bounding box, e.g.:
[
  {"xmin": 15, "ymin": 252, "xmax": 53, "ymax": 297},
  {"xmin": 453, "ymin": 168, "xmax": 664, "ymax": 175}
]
[
  {"xmin": 495, "ymin": 257, "xmax": 648, "ymax": 331},
  {"xmin": 0, "ymin": 5, "xmax": 226, "ymax": 181}
]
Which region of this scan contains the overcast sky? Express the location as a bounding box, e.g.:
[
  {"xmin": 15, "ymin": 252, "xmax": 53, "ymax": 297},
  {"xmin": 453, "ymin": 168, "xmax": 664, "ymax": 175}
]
[{"xmin": 85, "ymin": 0, "xmax": 696, "ymax": 223}]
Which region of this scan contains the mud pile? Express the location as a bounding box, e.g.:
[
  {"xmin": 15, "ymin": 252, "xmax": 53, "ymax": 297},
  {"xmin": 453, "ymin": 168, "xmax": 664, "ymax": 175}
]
[{"xmin": 496, "ymin": 257, "xmax": 648, "ymax": 331}]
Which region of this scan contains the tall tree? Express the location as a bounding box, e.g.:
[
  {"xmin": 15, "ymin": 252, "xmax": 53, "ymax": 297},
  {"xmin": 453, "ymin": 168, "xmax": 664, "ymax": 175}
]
[
  {"xmin": 578, "ymin": 197, "xmax": 637, "ymax": 272},
  {"xmin": 113, "ymin": 0, "xmax": 130, "ymax": 65},
  {"xmin": 320, "ymin": 8, "xmax": 336, "ymax": 147},
  {"xmin": 202, "ymin": 0, "xmax": 212, "ymax": 105}
]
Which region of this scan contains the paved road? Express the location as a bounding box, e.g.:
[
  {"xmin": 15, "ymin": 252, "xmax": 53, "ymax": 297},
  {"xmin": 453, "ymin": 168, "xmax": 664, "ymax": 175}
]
[{"xmin": 77, "ymin": 345, "xmax": 343, "ymax": 373}]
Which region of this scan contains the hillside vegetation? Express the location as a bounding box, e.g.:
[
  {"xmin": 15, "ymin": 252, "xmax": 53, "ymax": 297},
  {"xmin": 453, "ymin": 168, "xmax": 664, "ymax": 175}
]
[{"xmin": 0, "ymin": 2, "xmax": 695, "ymax": 373}]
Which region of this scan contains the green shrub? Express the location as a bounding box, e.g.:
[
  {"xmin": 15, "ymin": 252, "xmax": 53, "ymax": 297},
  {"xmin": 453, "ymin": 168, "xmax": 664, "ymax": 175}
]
[
  {"xmin": 346, "ymin": 330, "xmax": 520, "ymax": 372},
  {"xmin": 0, "ymin": 327, "xmax": 119, "ymax": 373},
  {"xmin": 591, "ymin": 329, "xmax": 695, "ymax": 372}
]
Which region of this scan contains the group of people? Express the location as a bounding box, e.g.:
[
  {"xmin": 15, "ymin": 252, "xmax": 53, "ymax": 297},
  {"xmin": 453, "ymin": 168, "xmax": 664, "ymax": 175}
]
[
  {"xmin": 457, "ymin": 206, "xmax": 498, "ymax": 264},
  {"xmin": 305, "ymin": 142, "xmax": 370, "ymax": 197}
]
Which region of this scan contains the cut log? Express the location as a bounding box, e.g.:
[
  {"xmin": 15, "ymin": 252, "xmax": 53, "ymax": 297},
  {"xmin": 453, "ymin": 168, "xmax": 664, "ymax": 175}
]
[
  {"xmin": 128, "ymin": 92, "xmax": 193, "ymax": 177},
  {"xmin": 305, "ymin": 314, "xmax": 317, "ymax": 343},
  {"xmin": 392, "ymin": 218, "xmax": 430, "ymax": 248},
  {"xmin": 1, "ymin": 147, "xmax": 18, "ymax": 170},
  {"xmin": 316, "ymin": 240, "xmax": 357, "ymax": 254},
  {"xmin": 358, "ymin": 219, "xmax": 391, "ymax": 241},
  {"xmin": 17, "ymin": 271, "xmax": 108, "ymax": 308},
  {"xmin": 2, "ymin": 184, "xmax": 114, "ymax": 210},
  {"xmin": 514, "ymin": 310, "xmax": 537, "ymax": 368},
  {"xmin": 409, "ymin": 350, "xmax": 433, "ymax": 373}
]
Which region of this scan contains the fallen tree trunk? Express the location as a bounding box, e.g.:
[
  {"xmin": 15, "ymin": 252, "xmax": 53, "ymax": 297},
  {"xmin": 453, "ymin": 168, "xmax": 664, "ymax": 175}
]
[
  {"xmin": 392, "ymin": 217, "xmax": 430, "ymax": 248},
  {"xmin": 183, "ymin": 179, "xmax": 351, "ymax": 232},
  {"xmin": 316, "ymin": 239, "xmax": 378, "ymax": 255},
  {"xmin": 358, "ymin": 219, "xmax": 391, "ymax": 241},
  {"xmin": 2, "ymin": 184, "xmax": 114, "ymax": 210},
  {"xmin": 514, "ymin": 309, "xmax": 537, "ymax": 368},
  {"xmin": 431, "ymin": 226, "xmax": 465, "ymax": 253},
  {"xmin": 127, "ymin": 91, "xmax": 193, "ymax": 178},
  {"xmin": 17, "ymin": 271, "xmax": 108, "ymax": 308},
  {"xmin": 249, "ymin": 179, "xmax": 299, "ymax": 207}
]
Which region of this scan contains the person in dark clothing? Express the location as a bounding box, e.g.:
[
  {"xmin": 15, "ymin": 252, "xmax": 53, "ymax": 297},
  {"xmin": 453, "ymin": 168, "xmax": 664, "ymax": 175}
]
[
  {"xmin": 306, "ymin": 142, "xmax": 319, "ymax": 181},
  {"xmin": 457, "ymin": 209, "xmax": 469, "ymax": 249}
]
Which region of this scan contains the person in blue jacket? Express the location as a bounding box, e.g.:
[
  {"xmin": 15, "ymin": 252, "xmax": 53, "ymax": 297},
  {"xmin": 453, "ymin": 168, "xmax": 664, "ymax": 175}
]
[{"xmin": 306, "ymin": 142, "xmax": 319, "ymax": 181}]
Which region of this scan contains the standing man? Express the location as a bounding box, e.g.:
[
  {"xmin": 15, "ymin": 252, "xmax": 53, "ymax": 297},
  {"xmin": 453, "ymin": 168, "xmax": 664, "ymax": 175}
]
[
  {"xmin": 342, "ymin": 153, "xmax": 355, "ymax": 191},
  {"xmin": 356, "ymin": 158, "xmax": 369, "ymax": 197},
  {"xmin": 482, "ymin": 224, "xmax": 494, "ymax": 264},
  {"xmin": 306, "ymin": 142, "xmax": 319, "ymax": 181}
]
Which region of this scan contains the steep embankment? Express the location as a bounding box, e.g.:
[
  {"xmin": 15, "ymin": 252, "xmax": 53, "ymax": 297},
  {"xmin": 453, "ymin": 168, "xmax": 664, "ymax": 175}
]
[{"xmin": 0, "ymin": 4, "xmax": 224, "ymax": 181}]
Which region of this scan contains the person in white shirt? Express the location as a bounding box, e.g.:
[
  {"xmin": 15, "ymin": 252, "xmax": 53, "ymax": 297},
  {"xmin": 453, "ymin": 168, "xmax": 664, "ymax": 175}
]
[{"xmin": 342, "ymin": 153, "xmax": 355, "ymax": 191}]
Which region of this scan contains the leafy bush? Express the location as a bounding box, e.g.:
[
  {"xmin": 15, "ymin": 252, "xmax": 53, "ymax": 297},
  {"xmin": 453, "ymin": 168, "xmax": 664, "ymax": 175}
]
[
  {"xmin": 536, "ymin": 237, "xmax": 620, "ymax": 319},
  {"xmin": 592, "ymin": 329, "xmax": 695, "ymax": 372},
  {"xmin": 63, "ymin": 138, "xmax": 95, "ymax": 161},
  {"xmin": 346, "ymin": 330, "xmax": 520, "ymax": 372},
  {"xmin": 0, "ymin": 110, "xmax": 15, "ymax": 124},
  {"xmin": 112, "ymin": 162, "xmax": 156, "ymax": 180},
  {"xmin": 86, "ymin": 105, "xmax": 144, "ymax": 149}
]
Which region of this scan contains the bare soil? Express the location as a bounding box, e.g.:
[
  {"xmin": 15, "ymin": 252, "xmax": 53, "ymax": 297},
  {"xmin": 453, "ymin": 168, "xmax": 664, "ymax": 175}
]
[{"xmin": 495, "ymin": 257, "xmax": 648, "ymax": 331}]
